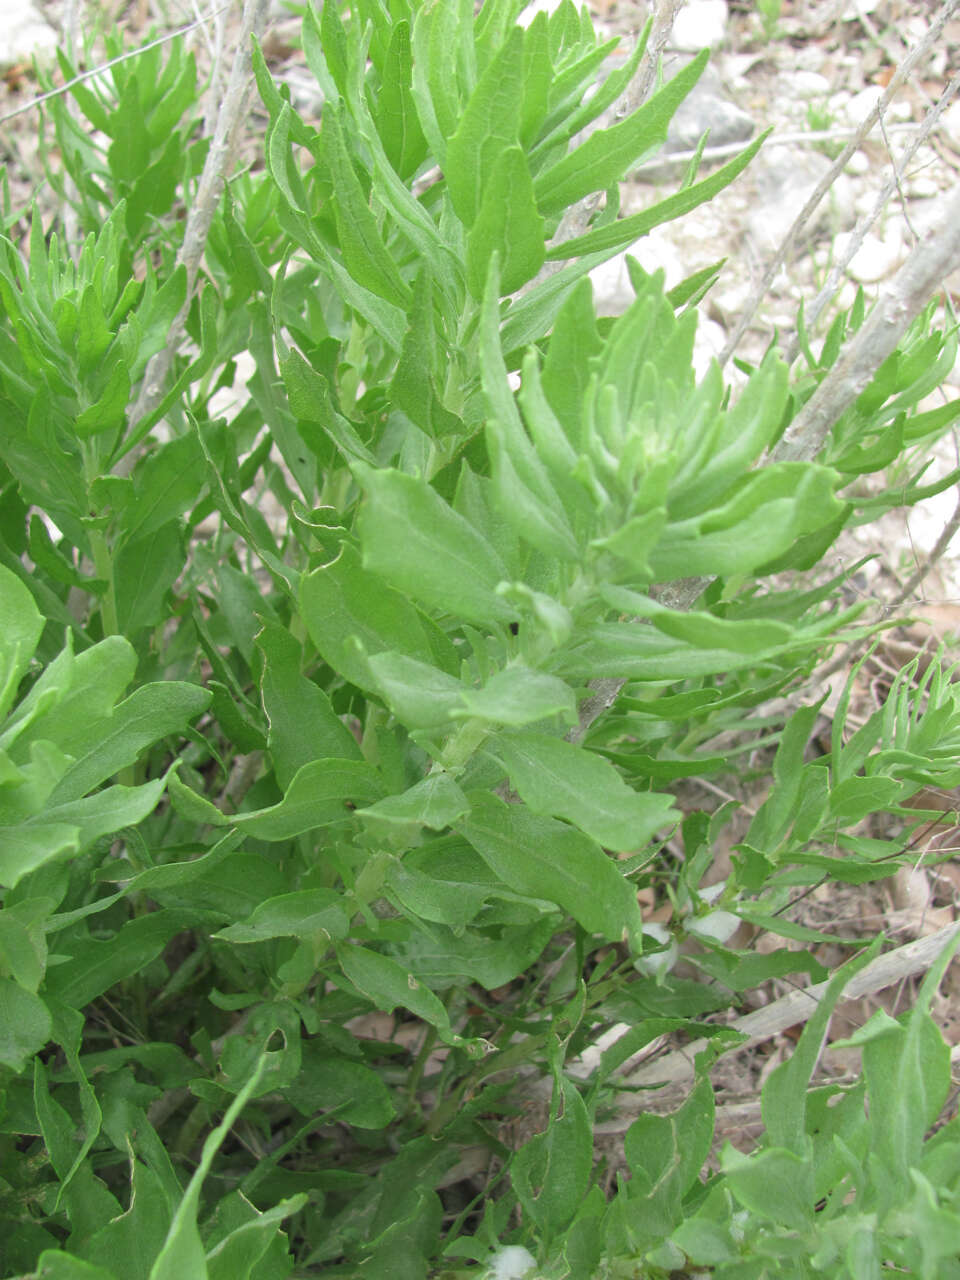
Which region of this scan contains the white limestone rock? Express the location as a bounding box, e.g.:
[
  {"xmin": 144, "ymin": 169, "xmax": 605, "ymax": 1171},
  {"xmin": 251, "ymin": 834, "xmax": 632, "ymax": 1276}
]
[
  {"xmin": 670, "ymin": 0, "xmax": 729, "ymax": 52},
  {"xmin": 0, "ymin": 0, "xmax": 57, "ymax": 68}
]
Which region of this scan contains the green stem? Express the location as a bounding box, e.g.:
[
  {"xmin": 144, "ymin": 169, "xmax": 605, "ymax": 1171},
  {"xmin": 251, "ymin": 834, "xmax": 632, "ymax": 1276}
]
[
  {"xmin": 436, "ymin": 717, "xmax": 491, "ymax": 776},
  {"xmin": 88, "ymin": 527, "xmax": 119, "ymax": 637},
  {"xmin": 405, "ymin": 1025, "xmax": 438, "ymax": 1115}
]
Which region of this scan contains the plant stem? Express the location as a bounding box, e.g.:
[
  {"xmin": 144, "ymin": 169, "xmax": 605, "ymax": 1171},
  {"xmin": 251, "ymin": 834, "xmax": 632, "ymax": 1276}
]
[
  {"xmin": 88, "ymin": 527, "xmax": 119, "ymax": 638},
  {"xmin": 438, "ymin": 718, "xmax": 491, "ymax": 775}
]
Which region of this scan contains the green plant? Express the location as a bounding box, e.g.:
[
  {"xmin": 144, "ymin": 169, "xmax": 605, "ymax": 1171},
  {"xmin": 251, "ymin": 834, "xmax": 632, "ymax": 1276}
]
[
  {"xmin": 755, "ymin": 0, "xmax": 783, "ymax": 43},
  {"xmin": 805, "ymin": 102, "xmax": 845, "ymax": 160},
  {"xmin": 1, "ymin": 2, "xmax": 959, "ymax": 1277}
]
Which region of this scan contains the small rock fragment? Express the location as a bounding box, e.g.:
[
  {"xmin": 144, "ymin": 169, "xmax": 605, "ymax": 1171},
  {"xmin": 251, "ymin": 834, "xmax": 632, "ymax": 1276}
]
[
  {"xmin": 840, "ymin": 227, "xmax": 905, "ymax": 284},
  {"xmin": 670, "ymin": 0, "xmax": 729, "ymax": 52},
  {"xmin": 0, "ymin": 0, "xmax": 57, "ymax": 68},
  {"xmin": 745, "ymin": 148, "xmax": 833, "ymax": 249}
]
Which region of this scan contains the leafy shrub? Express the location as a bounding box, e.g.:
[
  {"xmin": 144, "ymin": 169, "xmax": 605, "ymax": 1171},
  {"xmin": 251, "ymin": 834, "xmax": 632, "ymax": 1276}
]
[{"xmin": 1, "ymin": 2, "xmax": 959, "ymax": 1277}]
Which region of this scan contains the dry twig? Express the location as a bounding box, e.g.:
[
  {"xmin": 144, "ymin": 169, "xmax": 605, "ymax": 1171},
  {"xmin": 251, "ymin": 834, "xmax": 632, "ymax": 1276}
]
[
  {"xmin": 717, "ymin": 0, "xmax": 960, "ymax": 369},
  {"xmin": 127, "ymin": 0, "xmax": 270, "ymax": 436},
  {"xmin": 782, "ymin": 67, "xmax": 960, "ymax": 365},
  {"xmin": 0, "ymin": 9, "xmax": 231, "ymax": 126},
  {"xmin": 593, "ymin": 920, "xmax": 960, "ymax": 1131},
  {"xmin": 775, "ymin": 181, "xmax": 960, "ymax": 464}
]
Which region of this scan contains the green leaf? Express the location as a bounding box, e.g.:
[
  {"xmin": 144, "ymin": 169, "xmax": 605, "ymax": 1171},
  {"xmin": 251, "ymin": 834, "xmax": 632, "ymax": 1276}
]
[
  {"xmin": 761, "ymin": 936, "xmax": 882, "ymax": 1156},
  {"xmin": 321, "ymin": 101, "xmax": 410, "ymax": 308},
  {"xmin": 76, "ymin": 284, "xmax": 114, "ymax": 377},
  {"xmin": 390, "ymin": 270, "xmax": 463, "ymax": 438},
  {"xmin": 0, "ymin": 977, "xmax": 51, "ymax": 1071},
  {"xmin": 401, "ymin": 917, "xmax": 556, "ymax": 988},
  {"xmin": 651, "ymin": 465, "xmax": 845, "ymax": 579},
  {"xmin": 205, "ymin": 1194, "xmax": 307, "ymax": 1280},
  {"xmin": 720, "ymin": 1144, "xmax": 815, "ymax": 1232},
  {"xmin": 215, "ymin": 889, "xmax": 350, "ymax": 944},
  {"xmin": 118, "ymin": 432, "xmax": 207, "ymax": 542},
  {"xmin": 80, "ymin": 1160, "xmax": 172, "ymax": 1280},
  {"xmin": 0, "ymin": 562, "xmax": 43, "ymax": 720},
  {"xmin": 287, "ymin": 1043, "xmax": 396, "ymax": 1128},
  {"xmin": 486, "ymin": 419, "xmax": 580, "ymax": 561},
  {"xmin": 545, "ymin": 130, "xmax": 769, "ymax": 259},
  {"xmin": 445, "ymin": 26, "xmax": 523, "ymax": 225},
  {"xmin": 377, "ymin": 20, "xmax": 428, "ymax": 179},
  {"xmin": 353, "ymin": 462, "xmax": 517, "ymax": 626},
  {"xmin": 4, "ymin": 633, "xmax": 134, "ymax": 760},
  {"xmin": 74, "ymin": 360, "xmax": 130, "ymax": 438},
  {"xmin": 410, "ymin": 0, "xmax": 461, "ymax": 161},
  {"xmin": 512, "ymin": 1076, "xmax": 592, "ymax": 1234},
  {"xmin": 466, "ymin": 146, "xmax": 545, "ymax": 299},
  {"xmin": 280, "ymin": 348, "xmax": 378, "ymax": 465},
  {"xmin": 49, "ymin": 682, "xmax": 211, "ymax": 803},
  {"xmin": 358, "ymin": 773, "xmax": 469, "ymax": 830},
  {"xmin": 255, "ymin": 618, "xmax": 362, "ymax": 789},
  {"xmin": 133, "ymin": 265, "xmax": 187, "ymax": 381},
  {"xmin": 45, "ymin": 910, "xmax": 197, "ymax": 1009},
  {"xmin": 844, "ymin": 934, "xmax": 959, "ymax": 1208},
  {"xmin": 336, "ymin": 943, "xmax": 459, "ymax": 1043},
  {"xmin": 385, "ymin": 860, "xmax": 491, "ymax": 928},
  {"xmin": 671, "ymin": 350, "xmax": 789, "ymax": 519},
  {"xmin": 459, "ymin": 791, "xmax": 644, "ymax": 947},
  {"xmin": 617, "ymin": 1076, "xmax": 715, "ymax": 1245},
  {"xmin": 457, "ymin": 666, "xmax": 577, "ymax": 727},
  {"xmin": 300, "ymin": 542, "xmax": 452, "ymax": 692},
  {"xmin": 149, "ymin": 1045, "xmax": 274, "ymax": 1280},
  {"xmin": 489, "ymin": 730, "xmax": 677, "ymax": 851},
  {"xmin": 28, "ymin": 1254, "xmax": 118, "ymax": 1280},
  {"xmin": 534, "ymin": 50, "xmax": 709, "ymax": 217},
  {"xmin": 30, "ymin": 778, "xmax": 166, "ymax": 858},
  {"xmin": 113, "ymin": 522, "xmax": 183, "ymax": 633},
  {"xmin": 0, "ymin": 824, "xmax": 80, "ymax": 890},
  {"xmin": 365, "ymin": 650, "xmax": 465, "ymax": 729},
  {"xmin": 229, "ymin": 759, "xmax": 384, "ymax": 841}
]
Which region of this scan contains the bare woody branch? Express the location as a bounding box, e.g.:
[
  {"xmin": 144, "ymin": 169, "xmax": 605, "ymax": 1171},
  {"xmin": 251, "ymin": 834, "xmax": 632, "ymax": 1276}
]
[
  {"xmin": 127, "ymin": 0, "xmax": 270, "ymax": 434},
  {"xmin": 781, "ymin": 66, "xmax": 960, "ymax": 365},
  {"xmin": 717, "ymin": 0, "xmax": 960, "ymax": 369},
  {"xmin": 775, "ymin": 179, "xmax": 960, "ymax": 464},
  {"xmin": 593, "ymin": 921, "xmax": 960, "ymax": 1126}
]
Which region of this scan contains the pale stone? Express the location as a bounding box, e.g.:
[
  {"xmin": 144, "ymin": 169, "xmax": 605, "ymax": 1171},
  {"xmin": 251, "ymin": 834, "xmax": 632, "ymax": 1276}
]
[
  {"xmin": 793, "ymin": 44, "xmax": 826, "ymax": 73},
  {"xmin": 669, "ymin": 0, "xmax": 729, "ymax": 52},
  {"xmin": 517, "ymin": 0, "xmax": 564, "ymax": 26},
  {"xmin": 745, "ymin": 148, "xmax": 833, "ymax": 250},
  {"xmin": 906, "ymin": 176, "xmax": 941, "ymax": 199},
  {"xmin": 843, "ymin": 85, "xmax": 884, "ymax": 125},
  {"xmin": 841, "ymin": 0, "xmax": 879, "ymax": 15},
  {"xmin": 837, "ymin": 227, "xmax": 905, "ymax": 284},
  {"xmin": 943, "ymin": 100, "xmax": 960, "ymax": 148},
  {"xmin": 791, "ymin": 71, "xmax": 832, "ymax": 98},
  {"xmin": 693, "ymin": 317, "xmax": 727, "ymax": 381},
  {"xmin": 0, "ymin": 0, "xmax": 57, "ymax": 67}
]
